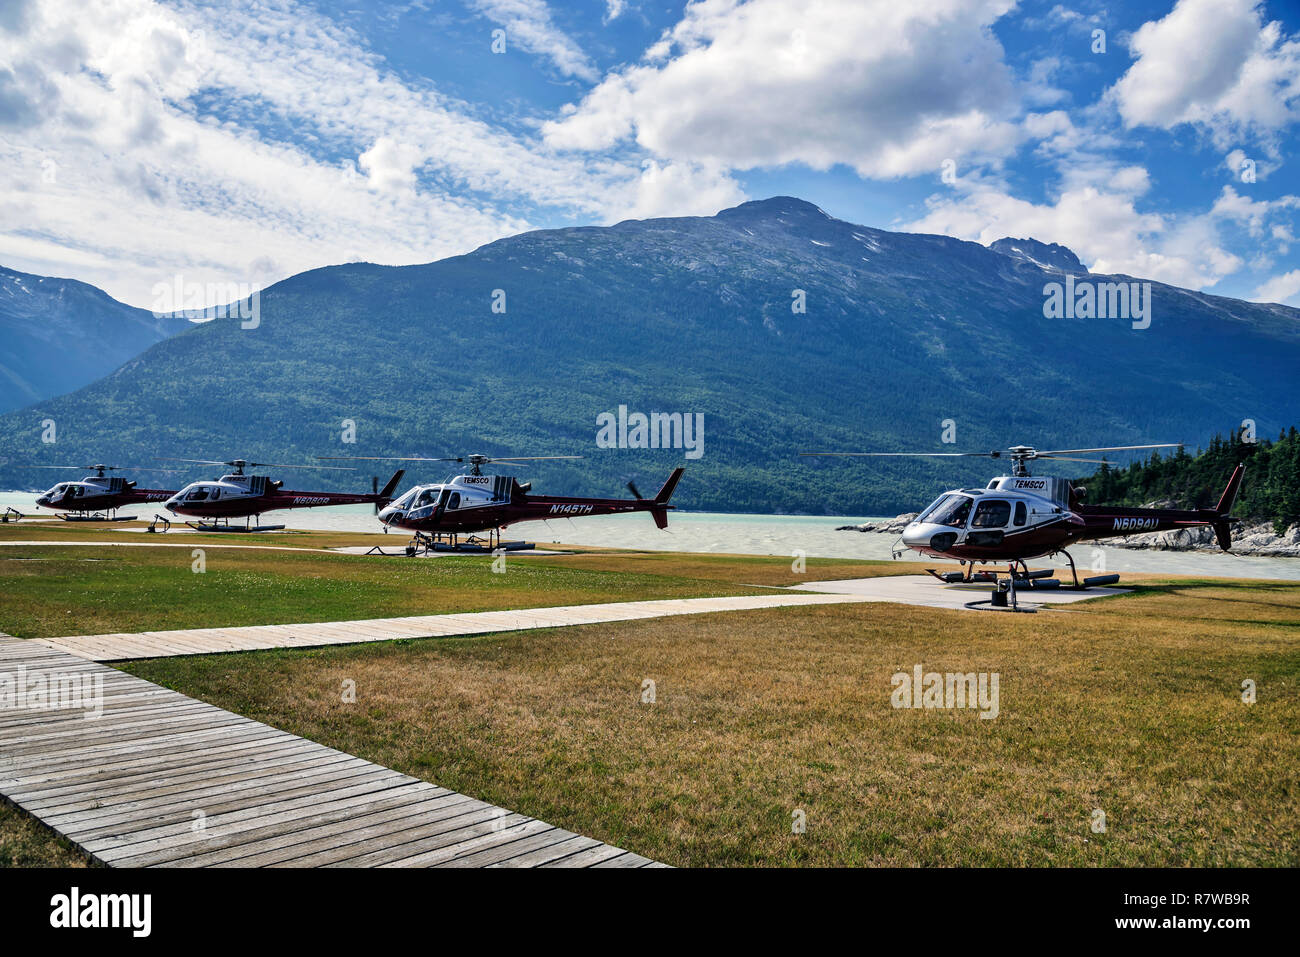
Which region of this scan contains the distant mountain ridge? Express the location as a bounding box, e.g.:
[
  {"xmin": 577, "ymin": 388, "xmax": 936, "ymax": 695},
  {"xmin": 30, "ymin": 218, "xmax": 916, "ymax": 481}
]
[
  {"xmin": 1, "ymin": 197, "xmax": 1297, "ymax": 515},
  {"xmin": 0, "ymin": 266, "xmax": 192, "ymax": 413},
  {"xmin": 988, "ymin": 237, "xmax": 1086, "ymax": 272}
]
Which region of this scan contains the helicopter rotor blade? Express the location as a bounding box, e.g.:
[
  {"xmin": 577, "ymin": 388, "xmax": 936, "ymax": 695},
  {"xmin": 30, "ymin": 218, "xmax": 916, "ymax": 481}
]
[
  {"xmin": 486, "ymin": 456, "xmax": 585, "ymax": 463},
  {"xmin": 246, "ymin": 462, "xmax": 355, "ymax": 471},
  {"xmin": 627, "ymin": 481, "xmax": 644, "ymax": 500},
  {"xmin": 799, "ymin": 451, "xmax": 997, "ymax": 458},
  {"xmin": 1036, "ymin": 444, "xmax": 1183, "ymax": 457},
  {"xmin": 317, "ymin": 456, "xmax": 464, "ymax": 463},
  {"xmin": 1033, "ymin": 455, "xmax": 1111, "ymax": 464},
  {"xmin": 32, "ymin": 465, "xmax": 186, "ymax": 472}
]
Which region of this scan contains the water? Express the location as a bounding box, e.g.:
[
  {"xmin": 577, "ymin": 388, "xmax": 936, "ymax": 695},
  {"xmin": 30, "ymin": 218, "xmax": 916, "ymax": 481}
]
[{"xmin": 5, "ymin": 490, "xmax": 1298, "ymax": 581}]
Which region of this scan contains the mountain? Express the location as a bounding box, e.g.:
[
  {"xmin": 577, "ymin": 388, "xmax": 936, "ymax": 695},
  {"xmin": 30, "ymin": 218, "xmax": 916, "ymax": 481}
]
[
  {"xmin": 988, "ymin": 237, "xmax": 1085, "ymax": 272},
  {"xmin": 0, "ymin": 266, "xmax": 192, "ymax": 413},
  {"xmin": 1, "ymin": 197, "xmax": 1298, "ymax": 515}
]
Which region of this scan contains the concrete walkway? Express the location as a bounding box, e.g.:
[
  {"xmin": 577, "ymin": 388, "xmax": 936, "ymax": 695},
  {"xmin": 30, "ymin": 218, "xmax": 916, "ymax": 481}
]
[{"xmin": 38, "ymin": 593, "xmax": 873, "ymax": 662}]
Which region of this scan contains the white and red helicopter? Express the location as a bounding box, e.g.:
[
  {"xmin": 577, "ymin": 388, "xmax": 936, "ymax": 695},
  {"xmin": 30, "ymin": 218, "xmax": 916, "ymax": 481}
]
[
  {"xmin": 159, "ymin": 458, "xmax": 405, "ymax": 531},
  {"xmin": 319, "ymin": 453, "xmax": 684, "ymax": 549},
  {"xmin": 33, "ymin": 464, "xmax": 182, "ymax": 520},
  {"xmin": 802, "ymin": 443, "xmax": 1245, "ymax": 586}
]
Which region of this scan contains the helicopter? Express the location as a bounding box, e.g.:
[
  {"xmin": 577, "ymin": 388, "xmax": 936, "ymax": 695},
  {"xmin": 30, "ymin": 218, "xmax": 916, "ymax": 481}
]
[
  {"xmin": 159, "ymin": 458, "xmax": 405, "ymax": 531},
  {"xmin": 33, "ymin": 464, "xmax": 181, "ymax": 520},
  {"xmin": 801, "ymin": 444, "xmax": 1245, "ymax": 586},
  {"xmin": 318, "ymin": 453, "xmax": 685, "ymax": 548}
]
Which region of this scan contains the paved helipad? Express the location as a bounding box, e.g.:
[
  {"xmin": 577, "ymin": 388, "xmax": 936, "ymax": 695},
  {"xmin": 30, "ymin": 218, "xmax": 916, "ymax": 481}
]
[{"xmin": 790, "ymin": 574, "xmax": 1129, "ymax": 609}]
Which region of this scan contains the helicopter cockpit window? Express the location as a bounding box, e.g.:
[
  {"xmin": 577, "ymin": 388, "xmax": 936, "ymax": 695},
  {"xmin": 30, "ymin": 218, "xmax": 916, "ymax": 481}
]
[
  {"xmin": 1014, "ymin": 502, "xmax": 1027, "ymax": 526},
  {"xmin": 68, "ymin": 485, "xmax": 83, "ymax": 498},
  {"xmin": 971, "ymin": 499, "xmax": 1011, "ymax": 528},
  {"xmin": 415, "ymin": 489, "xmax": 438, "ymax": 508},
  {"xmin": 392, "ymin": 489, "xmax": 418, "ymax": 510},
  {"xmin": 929, "ymin": 495, "xmax": 973, "ymax": 528},
  {"xmin": 917, "ymin": 494, "xmax": 955, "ymax": 523},
  {"xmin": 447, "ymin": 492, "xmax": 461, "ymax": 510},
  {"xmin": 185, "ymin": 487, "xmax": 210, "ymax": 502}
]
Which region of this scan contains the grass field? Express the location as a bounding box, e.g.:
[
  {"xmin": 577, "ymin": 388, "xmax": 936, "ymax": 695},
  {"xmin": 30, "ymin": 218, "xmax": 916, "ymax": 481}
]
[
  {"xmin": 2, "ymin": 526, "xmax": 1296, "ymax": 867},
  {"xmin": 0, "ymin": 521, "xmax": 900, "ymax": 639},
  {"xmin": 0, "ymin": 802, "xmax": 92, "ymax": 868}
]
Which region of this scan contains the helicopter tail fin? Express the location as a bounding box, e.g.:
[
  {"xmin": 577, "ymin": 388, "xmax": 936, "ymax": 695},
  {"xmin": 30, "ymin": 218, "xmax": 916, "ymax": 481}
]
[
  {"xmin": 650, "ymin": 467, "xmax": 684, "ymax": 529},
  {"xmin": 654, "ymin": 467, "xmax": 684, "ymax": 505},
  {"xmin": 377, "ymin": 470, "xmax": 405, "ymax": 505},
  {"xmin": 1211, "ymin": 463, "xmax": 1245, "ymax": 551}
]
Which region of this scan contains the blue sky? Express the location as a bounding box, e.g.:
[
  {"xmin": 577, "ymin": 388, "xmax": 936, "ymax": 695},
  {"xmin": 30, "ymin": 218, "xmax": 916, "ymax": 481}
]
[{"xmin": 2, "ymin": 0, "xmax": 1299, "ymax": 308}]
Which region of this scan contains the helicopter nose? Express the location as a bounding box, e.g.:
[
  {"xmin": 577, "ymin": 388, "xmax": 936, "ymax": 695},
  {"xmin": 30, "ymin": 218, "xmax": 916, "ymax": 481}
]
[{"xmin": 902, "ymin": 522, "xmax": 957, "ymax": 553}]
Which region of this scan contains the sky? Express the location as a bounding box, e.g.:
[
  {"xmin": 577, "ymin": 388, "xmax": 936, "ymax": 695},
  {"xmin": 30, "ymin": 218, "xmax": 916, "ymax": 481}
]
[{"xmin": 2, "ymin": 0, "xmax": 1300, "ymax": 310}]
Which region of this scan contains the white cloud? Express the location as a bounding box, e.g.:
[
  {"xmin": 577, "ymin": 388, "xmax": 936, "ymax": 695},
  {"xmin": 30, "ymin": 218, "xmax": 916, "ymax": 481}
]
[
  {"xmin": 544, "ymin": 0, "xmax": 1024, "ymax": 179},
  {"xmin": 621, "ymin": 159, "xmax": 745, "ymax": 220},
  {"xmin": 0, "ymin": 0, "xmax": 686, "ymax": 307},
  {"xmin": 1109, "ymin": 0, "xmax": 1300, "ymax": 143},
  {"xmin": 1209, "ymin": 184, "xmax": 1300, "ymax": 236},
  {"xmin": 604, "ymin": 0, "xmax": 627, "ymax": 22},
  {"xmin": 359, "ymin": 138, "xmax": 422, "ymax": 194},
  {"xmin": 469, "ymin": 0, "xmax": 598, "ymax": 81},
  {"xmin": 906, "ymin": 181, "xmax": 1260, "ymax": 290},
  {"xmin": 1253, "ymin": 268, "xmax": 1300, "ymax": 304}
]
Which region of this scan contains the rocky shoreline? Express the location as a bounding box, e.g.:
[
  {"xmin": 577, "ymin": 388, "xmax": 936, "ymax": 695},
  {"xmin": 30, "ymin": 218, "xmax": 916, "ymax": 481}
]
[{"xmin": 837, "ymin": 513, "xmax": 1300, "ymax": 558}]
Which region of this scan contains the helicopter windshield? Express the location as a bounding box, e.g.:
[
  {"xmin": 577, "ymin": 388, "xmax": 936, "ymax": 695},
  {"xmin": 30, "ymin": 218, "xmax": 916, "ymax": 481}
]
[
  {"xmin": 919, "ymin": 494, "xmax": 973, "ymax": 527},
  {"xmin": 390, "ymin": 488, "xmax": 419, "ymax": 510},
  {"xmin": 184, "ymin": 486, "xmax": 211, "ymax": 502}
]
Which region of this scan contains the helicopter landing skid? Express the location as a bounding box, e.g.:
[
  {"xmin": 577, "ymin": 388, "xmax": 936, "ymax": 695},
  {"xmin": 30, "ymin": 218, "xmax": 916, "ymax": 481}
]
[
  {"xmin": 185, "ymin": 521, "xmax": 286, "ymax": 533},
  {"xmin": 929, "ymin": 551, "xmax": 1120, "ymax": 590},
  {"xmin": 60, "ymin": 512, "xmax": 136, "ymax": 522}
]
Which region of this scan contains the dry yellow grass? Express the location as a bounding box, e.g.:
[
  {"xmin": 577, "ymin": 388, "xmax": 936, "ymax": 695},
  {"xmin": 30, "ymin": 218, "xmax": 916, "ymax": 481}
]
[{"xmin": 125, "ymin": 575, "xmax": 1299, "ymax": 867}]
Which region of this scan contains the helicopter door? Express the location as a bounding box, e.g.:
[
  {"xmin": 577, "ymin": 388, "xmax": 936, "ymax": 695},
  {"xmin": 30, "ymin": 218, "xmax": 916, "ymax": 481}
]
[
  {"xmin": 432, "ymin": 488, "xmax": 452, "ymax": 524},
  {"xmin": 967, "ymin": 499, "xmax": 1012, "ymax": 547}
]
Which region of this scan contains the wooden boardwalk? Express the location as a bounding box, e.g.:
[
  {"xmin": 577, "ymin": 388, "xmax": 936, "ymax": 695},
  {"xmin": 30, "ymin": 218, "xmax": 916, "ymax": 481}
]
[
  {"xmin": 0, "ymin": 636, "xmax": 661, "ymax": 868},
  {"xmin": 38, "ymin": 593, "xmax": 870, "ymax": 662}
]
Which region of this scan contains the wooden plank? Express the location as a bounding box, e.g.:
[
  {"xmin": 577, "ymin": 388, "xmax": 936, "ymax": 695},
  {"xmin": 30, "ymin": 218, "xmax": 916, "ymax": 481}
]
[
  {"xmin": 204, "ymin": 794, "xmax": 488, "ymax": 868},
  {"xmin": 376, "ymin": 818, "xmax": 559, "ymax": 868},
  {"xmin": 435, "ymin": 827, "xmax": 584, "ymax": 868},
  {"xmin": 487, "ymin": 835, "xmax": 602, "ymax": 867},
  {"xmin": 539, "ymin": 844, "xmax": 633, "ymax": 868},
  {"xmin": 90, "ymin": 777, "xmax": 432, "ymax": 865}
]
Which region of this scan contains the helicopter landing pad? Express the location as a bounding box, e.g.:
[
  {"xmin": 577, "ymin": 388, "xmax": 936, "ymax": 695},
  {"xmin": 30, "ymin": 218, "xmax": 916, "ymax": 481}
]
[{"xmin": 789, "ymin": 575, "xmax": 1130, "ymax": 610}]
